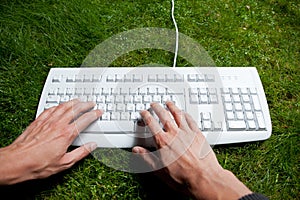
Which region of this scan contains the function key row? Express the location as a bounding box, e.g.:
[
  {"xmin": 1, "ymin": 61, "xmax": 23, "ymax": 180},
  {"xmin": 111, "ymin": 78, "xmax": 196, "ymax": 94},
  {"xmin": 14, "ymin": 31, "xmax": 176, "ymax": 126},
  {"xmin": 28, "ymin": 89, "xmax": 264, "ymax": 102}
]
[{"xmin": 52, "ymin": 74, "xmax": 216, "ymax": 83}]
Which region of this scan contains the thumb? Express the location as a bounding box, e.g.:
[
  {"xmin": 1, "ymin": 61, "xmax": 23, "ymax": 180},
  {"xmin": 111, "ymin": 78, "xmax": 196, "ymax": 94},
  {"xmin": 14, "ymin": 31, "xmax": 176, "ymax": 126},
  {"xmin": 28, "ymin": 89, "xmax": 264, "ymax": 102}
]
[{"xmin": 132, "ymin": 146, "xmax": 160, "ymax": 170}]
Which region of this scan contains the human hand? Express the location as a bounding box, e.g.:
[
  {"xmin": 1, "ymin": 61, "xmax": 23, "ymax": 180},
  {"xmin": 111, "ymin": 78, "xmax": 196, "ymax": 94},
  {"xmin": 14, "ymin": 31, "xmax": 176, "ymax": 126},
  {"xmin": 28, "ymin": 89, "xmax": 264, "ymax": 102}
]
[
  {"xmin": 132, "ymin": 101, "xmax": 252, "ymax": 200},
  {"xmin": 0, "ymin": 99, "xmax": 102, "ymax": 185}
]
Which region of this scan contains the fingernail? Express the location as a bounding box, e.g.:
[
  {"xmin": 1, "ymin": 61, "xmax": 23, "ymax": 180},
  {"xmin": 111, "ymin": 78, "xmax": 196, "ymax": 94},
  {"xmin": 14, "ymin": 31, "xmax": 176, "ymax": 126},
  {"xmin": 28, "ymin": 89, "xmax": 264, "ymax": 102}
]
[
  {"xmin": 89, "ymin": 142, "xmax": 98, "ymax": 151},
  {"xmin": 132, "ymin": 147, "xmax": 140, "ymax": 153}
]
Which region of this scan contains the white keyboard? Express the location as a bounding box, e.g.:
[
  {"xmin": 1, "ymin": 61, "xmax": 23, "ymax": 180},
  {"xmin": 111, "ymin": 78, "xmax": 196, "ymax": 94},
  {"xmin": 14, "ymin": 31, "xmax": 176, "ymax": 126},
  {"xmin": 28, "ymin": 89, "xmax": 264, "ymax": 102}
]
[{"xmin": 36, "ymin": 67, "xmax": 272, "ymax": 148}]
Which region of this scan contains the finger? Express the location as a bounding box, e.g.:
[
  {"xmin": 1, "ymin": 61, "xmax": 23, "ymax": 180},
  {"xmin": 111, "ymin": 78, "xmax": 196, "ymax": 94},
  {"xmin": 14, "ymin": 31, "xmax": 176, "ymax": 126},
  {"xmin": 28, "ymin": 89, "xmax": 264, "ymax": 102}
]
[
  {"xmin": 60, "ymin": 142, "xmax": 98, "ymax": 169},
  {"xmin": 36, "ymin": 105, "xmax": 59, "ymax": 121},
  {"xmin": 165, "ymin": 101, "xmax": 189, "ymax": 130},
  {"xmin": 70, "ymin": 109, "xmax": 102, "ymax": 139},
  {"xmin": 185, "ymin": 112, "xmax": 202, "ymax": 134},
  {"xmin": 150, "ymin": 103, "xmax": 176, "ymax": 132},
  {"xmin": 140, "ymin": 110, "xmax": 164, "ymax": 136},
  {"xmin": 132, "ymin": 146, "xmax": 160, "ymax": 170},
  {"xmin": 61, "ymin": 101, "xmax": 97, "ymax": 124}
]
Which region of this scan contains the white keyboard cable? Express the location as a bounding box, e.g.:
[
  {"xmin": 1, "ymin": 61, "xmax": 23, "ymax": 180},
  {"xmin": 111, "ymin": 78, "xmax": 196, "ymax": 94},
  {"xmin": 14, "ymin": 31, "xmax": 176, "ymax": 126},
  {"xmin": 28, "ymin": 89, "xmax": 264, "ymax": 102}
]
[{"xmin": 171, "ymin": 0, "xmax": 179, "ymax": 68}]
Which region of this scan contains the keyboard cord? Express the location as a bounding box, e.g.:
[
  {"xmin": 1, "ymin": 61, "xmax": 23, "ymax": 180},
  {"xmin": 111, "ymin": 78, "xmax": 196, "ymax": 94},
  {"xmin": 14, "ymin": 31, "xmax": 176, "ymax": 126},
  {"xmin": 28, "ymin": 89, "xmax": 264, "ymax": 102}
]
[{"xmin": 171, "ymin": 0, "xmax": 179, "ymax": 68}]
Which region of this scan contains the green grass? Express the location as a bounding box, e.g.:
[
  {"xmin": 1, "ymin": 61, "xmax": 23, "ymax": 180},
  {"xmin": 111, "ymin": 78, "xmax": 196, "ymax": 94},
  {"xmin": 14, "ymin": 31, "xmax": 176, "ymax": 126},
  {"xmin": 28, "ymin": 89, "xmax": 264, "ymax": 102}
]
[{"xmin": 0, "ymin": 0, "xmax": 299, "ymax": 199}]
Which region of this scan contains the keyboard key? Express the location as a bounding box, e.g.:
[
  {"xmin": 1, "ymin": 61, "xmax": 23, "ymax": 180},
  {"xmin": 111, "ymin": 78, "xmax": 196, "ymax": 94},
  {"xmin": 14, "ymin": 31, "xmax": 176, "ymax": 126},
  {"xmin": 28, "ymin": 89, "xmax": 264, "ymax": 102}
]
[
  {"xmin": 240, "ymin": 88, "xmax": 249, "ymax": 94},
  {"xmin": 242, "ymin": 95, "xmax": 250, "ymax": 102},
  {"xmin": 83, "ymin": 75, "xmax": 92, "ymax": 82},
  {"xmin": 232, "ymin": 95, "xmax": 241, "ymax": 102},
  {"xmin": 249, "ymin": 88, "xmax": 257, "ymax": 94},
  {"xmin": 123, "ymin": 75, "xmax": 132, "ymax": 82},
  {"xmin": 188, "ymin": 74, "xmax": 197, "ymax": 82},
  {"xmin": 139, "ymin": 87, "xmax": 147, "ymax": 95},
  {"xmin": 223, "ymin": 94, "xmax": 232, "ymax": 102},
  {"xmin": 115, "ymin": 74, "xmax": 123, "ymax": 82},
  {"xmin": 197, "ymin": 74, "xmax": 205, "ymax": 82},
  {"xmin": 208, "ymin": 88, "xmax": 217, "ymax": 94},
  {"xmin": 162, "ymin": 95, "xmax": 172, "ymax": 103},
  {"xmin": 101, "ymin": 112, "xmax": 111, "ymax": 120},
  {"xmin": 115, "ymin": 95, "xmax": 124, "ymax": 103},
  {"xmin": 157, "ymin": 87, "xmax": 166, "ymax": 95},
  {"xmin": 57, "ymin": 88, "xmax": 65, "ymax": 95},
  {"xmin": 92, "ymin": 75, "xmax": 102, "ymax": 82},
  {"xmin": 255, "ymin": 112, "xmax": 266, "ymax": 130},
  {"xmin": 130, "ymin": 112, "xmax": 140, "ymax": 120},
  {"xmin": 75, "ymin": 88, "xmax": 83, "ymax": 95},
  {"xmin": 60, "ymin": 95, "xmax": 70, "ymax": 103},
  {"xmin": 251, "ymin": 95, "xmax": 261, "ymax": 111},
  {"xmin": 48, "ymin": 88, "xmax": 57, "ymax": 95},
  {"xmin": 98, "ymin": 103, "xmax": 106, "ymax": 111},
  {"xmin": 200, "ymin": 95, "xmax": 208, "ymax": 104},
  {"xmin": 227, "ymin": 120, "xmax": 246, "ymax": 131},
  {"xmin": 102, "ymin": 88, "xmax": 110, "ymax": 95},
  {"xmin": 133, "ymin": 74, "xmax": 143, "ymax": 82},
  {"xmin": 46, "ymin": 95, "xmax": 60, "ymax": 103},
  {"xmin": 190, "ymin": 95, "xmax": 199, "ymax": 104},
  {"xmin": 133, "ymin": 95, "xmax": 143, "ymax": 103},
  {"xmin": 209, "ymin": 94, "xmax": 218, "ymax": 104},
  {"xmin": 106, "ymin": 75, "xmax": 115, "ymax": 82},
  {"xmin": 234, "ymin": 103, "xmax": 243, "ymax": 111},
  {"xmin": 96, "ymin": 96, "xmax": 105, "ymax": 103},
  {"xmin": 143, "ymin": 95, "xmax": 152, "ymax": 103},
  {"xmin": 213, "ymin": 122, "xmax": 223, "ymax": 131},
  {"xmin": 124, "ymin": 95, "xmax": 133, "ymax": 103},
  {"xmin": 174, "ymin": 74, "xmax": 184, "ymax": 82},
  {"xmin": 224, "ymin": 103, "xmax": 233, "ymax": 111},
  {"xmin": 148, "ymin": 74, "xmax": 156, "ymax": 82},
  {"xmin": 66, "ymin": 75, "xmax": 75, "ymax": 82},
  {"xmin": 247, "ymin": 120, "xmax": 256, "ymax": 130},
  {"xmin": 52, "ymin": 75, "xmax": 61, "ymax": 83},
  {"xmin": 199, "ymin": 88, "xmax": 207, "ymax": 94},
  {"xmin": 203, "ymin": 121, "xmax": 212, "ymax": 131},
  {"xmin": 231, "ymin": 88, "xmax": 239, "ymax": 94},
  {"xmin": 226, "ymin": 111, "xmax": 235, "ymax": 120},
  {"xmin": 153, "ymin": 95, "xmax": 161, "ymax": 103},
  {"xmin": 75, "ymin": 75, "xmax": 84, "ymax": 82},
  {"xmin": 189, "ymin": 88, "xmax": 198, "ymax": 95},
  {"xmin": 244, "ymin": 103, "xmax": 252, "ymax": 111},
  {"xmin": 120, "ymin": 112, "xmax": 130, "ymax": 120},
  {"xmin": 44, "ymin": 103, "xmax": 58, "ymax": 109},
  {"xmin": 111, "ymin": 112, "xmax": 120, "ymax": 120},
  {"xmin": 205, "ymin": 74, "xmax": 215, "ymax": 82},
  {"xmin": 126, "ymin": 103, "xmax": 135, "ymax": 112},
  {"xmin": 157, "ymin": 74, "xmax": 165, "ymax": 82},
  {"xmin": 106, "ymin": 103, "xmax": 115, "ymax": 112},
  {"xmin": 135, "ymin": 103, "xmax": 145, "ymax": 111},
  {"xmin": 116, "ymin": 104, "xmax": 126, "ymax": 112},
  {"xmin": 246, "ymin": 111, "xmax": 254, "ymax": 120},
  {"xmin": 148, "ymin": 87, "xmax": 156, "ymax": 95},
  {"xmin": 105, "ymin": 95, "xmax": 114, "ymax": 103},
  {"xmin": 201, "ymin": 112, "xmax": 211, "ymax": 121},
  {"xmin": 236, "ymin": 112, "xmax": 244, "ymax": 120},
  {"xmin": 221, "ymin": 88, "xmax": 230, "ymax": 94},
  {"xmin": 166, "ymin": 74, "xmax": 174, "ymax": 82}
]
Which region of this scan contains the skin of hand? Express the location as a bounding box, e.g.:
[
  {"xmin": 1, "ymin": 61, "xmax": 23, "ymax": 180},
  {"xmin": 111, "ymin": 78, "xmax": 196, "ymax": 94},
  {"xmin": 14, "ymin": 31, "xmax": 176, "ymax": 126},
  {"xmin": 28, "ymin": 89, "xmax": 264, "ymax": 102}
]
[
  {"xmin": 132, "ymin": 101, "xmax": 252, "ymax": 200},
  {"xmin": 0, "ymin": 99, "xmax": 102, "ymax": 185}
]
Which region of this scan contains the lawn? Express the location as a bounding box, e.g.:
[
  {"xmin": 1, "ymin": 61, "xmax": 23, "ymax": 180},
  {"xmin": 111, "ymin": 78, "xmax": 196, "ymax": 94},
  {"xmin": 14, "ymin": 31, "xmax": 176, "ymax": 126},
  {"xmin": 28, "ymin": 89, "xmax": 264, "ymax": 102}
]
[{"xmin": 0, "ymin": 0, "xmax": 299, "ymax": 199}]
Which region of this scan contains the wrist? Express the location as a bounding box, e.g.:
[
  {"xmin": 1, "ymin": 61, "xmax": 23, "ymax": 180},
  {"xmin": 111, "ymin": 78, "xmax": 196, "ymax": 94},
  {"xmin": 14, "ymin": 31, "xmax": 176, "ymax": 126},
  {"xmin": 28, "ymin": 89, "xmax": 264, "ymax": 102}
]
[
  {"xmin": 0, "ymin": 145, "xmax": 34, "ymax": 185},
  {"xmin": 187, "ymin": 167, "xmax": 252, "ymax": 200}
]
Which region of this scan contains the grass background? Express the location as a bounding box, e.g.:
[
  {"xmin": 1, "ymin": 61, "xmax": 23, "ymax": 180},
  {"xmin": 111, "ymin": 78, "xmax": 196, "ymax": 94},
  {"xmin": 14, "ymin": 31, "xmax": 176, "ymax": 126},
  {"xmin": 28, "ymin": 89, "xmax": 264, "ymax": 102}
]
[{"xmin": 0, "ymin": 0, "xmax": 299, "ymax": 199}]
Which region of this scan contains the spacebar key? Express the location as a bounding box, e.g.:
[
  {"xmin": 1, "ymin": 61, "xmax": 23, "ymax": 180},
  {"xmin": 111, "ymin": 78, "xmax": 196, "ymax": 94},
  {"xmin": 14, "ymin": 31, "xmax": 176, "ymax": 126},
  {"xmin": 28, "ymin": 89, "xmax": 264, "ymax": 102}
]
[
  {"xmin": 227, "ymin": 121, "xmax": 246, "ymax": 131},
  {"xmin": 83, "ymin": 121, "xmax": 134, "ymax": 133}
]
